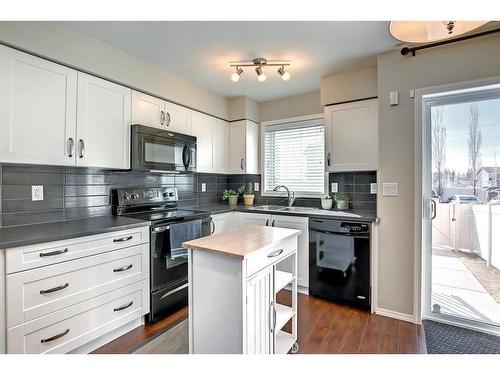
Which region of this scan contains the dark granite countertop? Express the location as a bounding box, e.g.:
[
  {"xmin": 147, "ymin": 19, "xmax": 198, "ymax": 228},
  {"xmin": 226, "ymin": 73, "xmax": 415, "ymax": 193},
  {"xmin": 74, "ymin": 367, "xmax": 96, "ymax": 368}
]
[
  {"xmin": 196, "ymin": 204, "xmax": 379, "ymax": 222},
  {"xmin": 0, "ymin": 216, "xmax": 150, "ymax": 249}
]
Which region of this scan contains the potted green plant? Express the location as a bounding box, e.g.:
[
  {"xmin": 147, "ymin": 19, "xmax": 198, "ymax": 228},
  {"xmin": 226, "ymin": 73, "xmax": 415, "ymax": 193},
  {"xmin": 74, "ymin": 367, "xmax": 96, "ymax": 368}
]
[
  {"xmin": 321, "ymin": 194, "xmax": 333, "ymax": 210},
  {"xmin": 332, "ymin": 192, "xmax": 350, "ymax": 210},
  {"xmin": 222, "ymin": 189, "xmax": 238, "ymax": 206},
  {"xmin": 238, "ymin": 184, "xmax": 255, "ymax": 206}
]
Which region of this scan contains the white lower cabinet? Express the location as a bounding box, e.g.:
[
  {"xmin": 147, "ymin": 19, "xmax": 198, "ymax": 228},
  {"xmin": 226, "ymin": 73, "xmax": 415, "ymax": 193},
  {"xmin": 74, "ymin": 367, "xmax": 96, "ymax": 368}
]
[
  {"xmin": 211, "ymin": 212, "xmax": 237, "ymax": 235},
  {"xmin": 3, "ymin": 225, "xmax": 150, "ymax": 354}
]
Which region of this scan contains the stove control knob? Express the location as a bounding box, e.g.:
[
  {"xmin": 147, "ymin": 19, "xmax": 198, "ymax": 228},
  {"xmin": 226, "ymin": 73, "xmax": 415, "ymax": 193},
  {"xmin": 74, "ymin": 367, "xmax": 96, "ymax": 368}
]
[
  {"xmin": 123, "ymin": 193, "xmax": 132, "ymax": 201},
  {"xmin": 132, "ymin": 193, "xmax": 140, "ymax": 200}
]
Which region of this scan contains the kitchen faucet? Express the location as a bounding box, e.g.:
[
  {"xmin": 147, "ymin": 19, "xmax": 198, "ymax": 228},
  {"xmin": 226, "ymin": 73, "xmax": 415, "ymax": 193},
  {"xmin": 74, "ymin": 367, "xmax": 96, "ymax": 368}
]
[{"xmin": 273, "ymin": 185, "xmax": 296, "ymax": 207}]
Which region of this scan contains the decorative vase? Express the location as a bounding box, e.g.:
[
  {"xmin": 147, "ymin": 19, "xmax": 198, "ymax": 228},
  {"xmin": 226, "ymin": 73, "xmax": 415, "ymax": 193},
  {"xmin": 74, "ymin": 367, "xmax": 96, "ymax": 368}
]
[
  {"xmin": 321, "ymin": 198, "xmax": 333, "ymax": 210},
  {"xmin": 243, "ymin": 194, "xmax": 255, "ymax": 206},
  {"xmin": 336, "ymin": 200, "xmax": 349, "ymax": 210},
  {"xmin": 228, "ymin": 196, "xmax": 238, "ymax": 206}
]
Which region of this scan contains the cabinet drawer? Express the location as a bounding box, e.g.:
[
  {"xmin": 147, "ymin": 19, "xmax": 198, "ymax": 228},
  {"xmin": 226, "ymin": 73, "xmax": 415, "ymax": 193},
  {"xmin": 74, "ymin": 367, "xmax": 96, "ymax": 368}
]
[
  {"xmin": 5, "ymin": 226, "xmax": 149, "ymax": 274},
  {"xmin": 246, "ymin": 237, "xmax": 296, "ymax": 277},
  {"xmin": 6, "ymin": 244, "xmax": 149, "ymax": 328},
  {"xmin": 7, "ymin": 279, "xmax": 149, "ymax": 354}
]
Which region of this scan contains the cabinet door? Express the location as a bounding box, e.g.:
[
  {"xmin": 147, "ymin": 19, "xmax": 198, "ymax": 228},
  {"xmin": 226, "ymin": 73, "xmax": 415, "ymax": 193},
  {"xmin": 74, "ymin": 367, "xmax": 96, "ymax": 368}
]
[
  {"xmin": 0, "ymin": 46, "xmax": 77, "ymax": 166},
  {"xmin": 246, "ymin": 267, "xmax": 273, "ymax": 354},
  {"xmin": 245, "ymin": 120, "xmax": 260, "ymax": 174},
  {"xmin": 237, "ymin": 212, "xmax": 270, "ymax": 228},
  {"xmin": 213, "ymin": 119, "xmax": 228, "ymax": 173},
  {"xmin": 228, "ymin": 120, "xmax": 246, "ymax": 173},
  {"xmin": 211, "ymin": 213, "xmax": 235, "ymax": 235},
  {"xmin": 76, "ymin": 73, "xmax": 131, "ymax": 169},
  {"xmin": 131, "ymin": 91, "xmax": 165, "ymax": 129},
  {"xmin": 271, "ymin": 215, "xmax": 309, "ymax": 288},
  {"xmin": 325, "ymin": 98, "xmax": 378, "ymax": 172},
  {"xmin": 191, "ymin": 111, "xmax": 214, "ymax": 172},
  {"xmin": 165, "ymin": 101, "xmax": 192, "ymax": 135}
]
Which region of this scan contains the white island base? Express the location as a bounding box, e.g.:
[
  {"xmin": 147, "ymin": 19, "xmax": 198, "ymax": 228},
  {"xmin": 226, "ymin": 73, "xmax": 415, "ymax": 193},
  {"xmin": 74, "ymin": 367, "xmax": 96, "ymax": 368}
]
[{"xmin": 183, "ymin": 224, "xmax": 300, "ymax": 354}]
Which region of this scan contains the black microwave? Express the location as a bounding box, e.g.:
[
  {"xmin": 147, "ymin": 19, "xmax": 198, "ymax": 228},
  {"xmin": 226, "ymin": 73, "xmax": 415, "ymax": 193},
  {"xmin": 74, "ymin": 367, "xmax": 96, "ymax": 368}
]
[{"xmin": 131, "ymin": 124, "xmax": 196, "ymax": 173}]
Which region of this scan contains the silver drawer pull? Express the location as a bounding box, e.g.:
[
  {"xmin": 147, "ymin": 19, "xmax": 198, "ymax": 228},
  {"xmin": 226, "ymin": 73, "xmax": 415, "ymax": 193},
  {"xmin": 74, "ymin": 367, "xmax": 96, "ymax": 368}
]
[
  {"xmin": 41, "ymin": 329, "xmax": 70, "ymax": 343},
  {"xmin": 40, "ymin": 283, "xmax": 69, "ymax": 295},
  {"xmin": 113, "ymin": 264, "xmax": 133, "ymax": 273},
  {"xmin": 114, "ymin": 301, "xmax": 133, "ymax": 312},
  {"xmin": 267, "ymin": 249, "xmax": 284, "ymax": 258},
  {"xmin": 113, "ymin": 235, "xmax": 133, "ymax": 243},
  {"xmin": 39, "ymin": 248, "xmax": 68, "ymax": 257}
]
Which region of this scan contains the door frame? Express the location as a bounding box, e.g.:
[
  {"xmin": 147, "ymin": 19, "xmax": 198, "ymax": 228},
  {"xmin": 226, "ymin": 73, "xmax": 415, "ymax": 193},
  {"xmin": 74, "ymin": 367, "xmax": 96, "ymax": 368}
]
[{"xmin": 414, "ymin": 75, "xmax": 500, "ymax": 332}]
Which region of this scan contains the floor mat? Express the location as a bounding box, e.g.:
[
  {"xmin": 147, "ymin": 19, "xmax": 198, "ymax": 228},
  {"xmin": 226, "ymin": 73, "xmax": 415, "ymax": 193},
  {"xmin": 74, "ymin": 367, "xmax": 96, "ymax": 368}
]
[
  {"xmin": 423, "ymin": 320, "xmax": 500, "ymax": 354},
  {"xmin": 131, "ymin": 318, "xmax": 188, "ymax": 354}
]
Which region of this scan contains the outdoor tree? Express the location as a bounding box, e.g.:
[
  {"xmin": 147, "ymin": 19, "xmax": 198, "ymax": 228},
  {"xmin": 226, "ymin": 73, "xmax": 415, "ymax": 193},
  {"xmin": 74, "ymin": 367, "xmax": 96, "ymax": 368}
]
[
  {"xmin": 468, "ymin": 104, "xmax": 482, "ymax": 195},
  {"xmin": 432, "ymin": 107, "xmax": 446, "ymax": 196}
]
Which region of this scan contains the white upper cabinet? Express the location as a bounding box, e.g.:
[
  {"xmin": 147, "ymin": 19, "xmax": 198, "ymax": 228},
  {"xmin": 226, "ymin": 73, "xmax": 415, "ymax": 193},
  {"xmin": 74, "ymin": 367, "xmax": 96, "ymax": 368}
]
[
  {"xmin": 191, "ymin": 111, "xmax": 214, "ymax": 172},
  {"xmin": 213, "ymin": 119, "xmax": 228, "ymax": 174},
  {"xmin": 76, "ymin": 73, "xmax": 131, "ymax": 169},
  {"xmin": 131, "ymin": 91, "xmax": 164, "ymax": 129},
  {"xmin": 0, "ymin": 46, "xmax": 77, "ymax": 166},
  {"xmin": 325, "ymin": 98, "xmax": 378, "ymax": 172},
  {"xmin": 228, "ymin": 120, "xmax": 259, "ymax": 174},
  {"xmin": 165, "ymin": 101, "xmax": 192, "ymax": 135}
]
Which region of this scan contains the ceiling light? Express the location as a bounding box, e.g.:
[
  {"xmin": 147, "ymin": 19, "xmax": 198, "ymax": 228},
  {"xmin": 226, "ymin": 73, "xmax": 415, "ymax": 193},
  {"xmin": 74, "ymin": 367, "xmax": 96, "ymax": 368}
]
[
  {"xmin": 255, "ymin": 66, "xmax": 266, "ymax": 82},
  {"xmin": 231, "ymin": 67, "xmax": 243, "ymax": 82},
  {"xmin": 389, "ymin": 21, "xmax": 489, "ymax": 43},
  {"xmin": 278, "ymin": 66, "xmax": 290, "ymax": 81}
]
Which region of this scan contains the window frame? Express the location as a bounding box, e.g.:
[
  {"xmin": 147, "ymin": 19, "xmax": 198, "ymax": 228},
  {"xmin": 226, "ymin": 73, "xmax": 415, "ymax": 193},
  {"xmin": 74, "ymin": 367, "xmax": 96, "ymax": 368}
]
[{"xmin": 260, "ymin": 113, "xmax": 327, "ymax": 198}]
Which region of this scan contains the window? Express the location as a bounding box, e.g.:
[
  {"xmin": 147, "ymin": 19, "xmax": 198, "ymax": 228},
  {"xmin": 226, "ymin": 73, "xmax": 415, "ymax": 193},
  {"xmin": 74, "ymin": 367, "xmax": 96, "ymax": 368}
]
[{"xmin": 263, "ymin": 116, "xmax": 325, "ymax": 196}]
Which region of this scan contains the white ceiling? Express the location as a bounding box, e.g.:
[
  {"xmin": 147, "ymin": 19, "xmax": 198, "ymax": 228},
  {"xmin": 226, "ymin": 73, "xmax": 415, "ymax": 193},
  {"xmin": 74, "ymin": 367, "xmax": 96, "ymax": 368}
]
[{"xmin": 69, "ymin": 21, "xmax": 399, "ymax": 102}]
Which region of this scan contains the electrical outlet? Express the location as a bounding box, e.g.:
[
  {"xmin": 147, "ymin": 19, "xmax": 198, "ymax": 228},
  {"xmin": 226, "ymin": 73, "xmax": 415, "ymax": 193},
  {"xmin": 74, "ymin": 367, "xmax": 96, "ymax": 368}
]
[
  {"xmin": 31, "ymin": 185, "xmax": 44, "ymax": 201},
  {"xmin": 254, "ymin": 182, "xmax": 260, "ymax": 192},
  {"xmin": 370, "ymin": 183, "xmax": 378, "ymax": 194},
  {"xmin": 201, "ymin": 183, "xmax": 206, "ymax": 192},
  {"xmin": 331, "ymin": 183, "xmax": 338, "ymax": 193},
  {"xmin": 382, "ymin": 183, "xmax": 398, "ymax": 197}
]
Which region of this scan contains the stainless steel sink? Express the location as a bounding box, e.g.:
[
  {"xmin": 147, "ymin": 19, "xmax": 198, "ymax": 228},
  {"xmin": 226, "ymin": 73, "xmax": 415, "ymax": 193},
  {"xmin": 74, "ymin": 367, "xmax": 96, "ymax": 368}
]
[
  {"xmin": 251, "ymin": 205, "xmax": 313, "ymax": 213},
  {"xmin": 276, "ymin": 206, "xmax": 313, "ymax": 213}
]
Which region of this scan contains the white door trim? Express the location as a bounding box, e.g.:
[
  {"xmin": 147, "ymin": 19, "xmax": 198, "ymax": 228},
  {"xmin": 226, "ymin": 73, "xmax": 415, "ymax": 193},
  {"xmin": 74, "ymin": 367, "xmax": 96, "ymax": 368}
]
[{"xmin": 414, "ymin": 75, "xmax": 500, "ymax": 325}]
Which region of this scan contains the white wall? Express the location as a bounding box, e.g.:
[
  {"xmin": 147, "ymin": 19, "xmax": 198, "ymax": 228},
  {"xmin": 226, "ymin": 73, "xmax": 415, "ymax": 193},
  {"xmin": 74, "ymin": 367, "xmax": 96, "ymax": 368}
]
[
  {"xmin": 258, "ymin": 91, "xmax": 322, "ymax": 122},
  {"xmin": 377, "ymin": 33, "xmax": 500, "ymax": 315},
  {"xmin": 0, "ymin": 22, "xmax": 229, "ymax": 119}
]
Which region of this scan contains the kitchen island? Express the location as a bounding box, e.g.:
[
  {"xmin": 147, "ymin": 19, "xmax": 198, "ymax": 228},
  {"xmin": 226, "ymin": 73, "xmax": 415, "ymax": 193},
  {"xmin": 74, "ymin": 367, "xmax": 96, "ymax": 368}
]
[{"xmin": 183, "ymin": 224, "xmax": 301, "ymax": 354}]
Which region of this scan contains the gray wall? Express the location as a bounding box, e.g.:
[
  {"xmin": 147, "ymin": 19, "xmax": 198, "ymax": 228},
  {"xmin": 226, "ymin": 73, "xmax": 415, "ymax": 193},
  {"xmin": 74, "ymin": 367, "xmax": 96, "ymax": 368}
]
[
  {"xmin": 321, "ymin": 66, "xmax": 377, "ymax": 105},
  {"xmin": 377, "ymin": 33, "xmax": 500, "ymax": 315}
]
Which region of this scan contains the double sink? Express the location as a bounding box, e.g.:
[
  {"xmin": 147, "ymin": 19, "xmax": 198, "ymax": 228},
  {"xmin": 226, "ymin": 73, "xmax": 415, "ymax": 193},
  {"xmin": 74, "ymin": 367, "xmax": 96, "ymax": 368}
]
[{"xmin": 249, "ymin": 205, "xmax": 362, "ymax": 218}]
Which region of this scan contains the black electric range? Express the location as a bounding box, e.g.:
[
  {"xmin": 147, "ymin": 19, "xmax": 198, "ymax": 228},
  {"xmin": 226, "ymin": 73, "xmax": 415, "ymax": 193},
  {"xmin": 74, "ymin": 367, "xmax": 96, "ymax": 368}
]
[{"xmin": 112, "ymin": 187, "xmax": 211, "ymax": 323}]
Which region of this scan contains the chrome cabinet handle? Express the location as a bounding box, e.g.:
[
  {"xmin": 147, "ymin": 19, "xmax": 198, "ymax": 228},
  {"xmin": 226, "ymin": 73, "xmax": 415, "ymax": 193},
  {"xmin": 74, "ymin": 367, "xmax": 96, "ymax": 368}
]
[
  {"xmin": 114, "ymin": 301, "xmax": 133, "ymax": 312},
  {"xmin": 113, "ymin": 264, "xmax": 133, "ymax": 273},
  {"xmin": 113, "ymin": 235, "xmax": 132, "ymax": 243},
  {"xmin": 271, "ymin": 220, "xmax": 275, "ymax": 227},
  {"xmin": 39, "ymin": 248, "xmax": 68, "ymax": 257},
  {"xmin": 270, "ymin": 300, "xmax": 274, "ymax": 333},
  {"xmin": 240, "ymin": 158, "xmax": 244, "ymax": 170},
  {"xmin": 40, "ymin": 283, "xmax": 69, "ymax": 295},
  {"xmin": 273, "ymin": 302, "xmax": 277, "ymax": 331},
  {"xmin": 210, "ymin": 220, "xmax": 216, "ymax": 235},
  {"xmin": 41, "ymin": 329, "xmax": 70, "ymax": 344},
  {"xmin": 165, "ymin": 112, "xmax": 171, "ymax": 127},
  {"xmin": 265, "ymin": 219, "xmax": 269, "ymax": 226},
  {"xmin": 67, "ymin": 137, "xmax": 74, "ymax": 157},
  {"xmin": 327, "ymin": 153, "xmax": 332, "ymax": 167},
  {"xmin": 78, "ymin": 139, "xmax": 85, "ymax": 158},
  {"xmin": 267, "ymin": 249, "xmax": 284, "ymax": 258},
  {"xmin": 160, "ymin": 110, "xmax": 165, "ymax": 125}
]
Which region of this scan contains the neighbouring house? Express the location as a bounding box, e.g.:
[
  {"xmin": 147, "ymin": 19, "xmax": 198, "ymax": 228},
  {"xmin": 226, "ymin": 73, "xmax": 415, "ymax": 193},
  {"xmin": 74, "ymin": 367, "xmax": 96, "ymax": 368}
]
[{"xmin": 478, "ymin": 167, "xmax": 500, "ymax": 188}]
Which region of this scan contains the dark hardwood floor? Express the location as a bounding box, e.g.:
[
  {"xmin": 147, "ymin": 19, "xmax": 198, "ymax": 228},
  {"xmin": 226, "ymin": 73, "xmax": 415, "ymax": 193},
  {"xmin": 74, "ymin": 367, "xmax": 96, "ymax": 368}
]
[{"xmin": 92, "ymin": 292, "xmax": 426, "ymax": 354}]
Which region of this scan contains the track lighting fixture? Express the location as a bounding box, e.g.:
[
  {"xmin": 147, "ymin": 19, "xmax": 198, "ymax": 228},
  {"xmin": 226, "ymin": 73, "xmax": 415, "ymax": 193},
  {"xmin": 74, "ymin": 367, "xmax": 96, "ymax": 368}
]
[{"xmin": 229, "ymin": 58, "xmax": 291, "ymax": 82}]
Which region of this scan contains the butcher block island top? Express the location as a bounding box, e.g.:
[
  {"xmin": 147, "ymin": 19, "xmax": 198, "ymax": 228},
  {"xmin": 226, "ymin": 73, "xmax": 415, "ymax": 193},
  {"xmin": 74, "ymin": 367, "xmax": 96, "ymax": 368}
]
[{"xmin": 182, "ymin": 224, "xmax": 301, "ymax": 259}]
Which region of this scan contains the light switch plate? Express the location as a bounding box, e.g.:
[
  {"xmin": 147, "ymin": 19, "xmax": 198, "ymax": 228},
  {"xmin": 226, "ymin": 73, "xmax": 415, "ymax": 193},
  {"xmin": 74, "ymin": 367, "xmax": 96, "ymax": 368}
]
[
  {"xmin": 201, "ymin": 183, "xmax": 206, "ymax": 192},
  {"xmin": 370, "ymin": 183, "xmax": 378, "ymax": 194},
  {"xmin": 331, "ymin": 183, "xmax": 338, "ymax": 193},
  {"xmin": 382, "ymin": 183, "xmax": 399, "ymax": 197},
  {"xmin": 389, "ymin": 91, "xmax": 399, "ymax": 106},
  {"xmin": 254, "ymin": 182, "xmax": 260, "ymax": 192},
  {"xmin": 32, "ymin": 185, "xmax": 44, "ymax": 201}
]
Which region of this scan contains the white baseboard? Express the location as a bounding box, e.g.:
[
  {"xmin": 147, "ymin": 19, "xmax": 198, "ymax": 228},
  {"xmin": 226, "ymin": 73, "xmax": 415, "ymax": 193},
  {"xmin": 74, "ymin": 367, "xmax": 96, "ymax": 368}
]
[
  {"xmin": 284, "ymin": 285, "xmax": 309, "ymax": 295},
  {"xmin": 375, "ymin": 308, "xmax": 416, "ymax": 323}
]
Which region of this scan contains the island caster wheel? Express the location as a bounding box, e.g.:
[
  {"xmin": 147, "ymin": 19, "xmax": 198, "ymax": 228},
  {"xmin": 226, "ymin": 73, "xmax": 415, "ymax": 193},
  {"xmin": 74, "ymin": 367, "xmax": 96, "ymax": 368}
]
[{"xmin": 289, "ymin": 342, "xmax": 299, "ymax": 354}]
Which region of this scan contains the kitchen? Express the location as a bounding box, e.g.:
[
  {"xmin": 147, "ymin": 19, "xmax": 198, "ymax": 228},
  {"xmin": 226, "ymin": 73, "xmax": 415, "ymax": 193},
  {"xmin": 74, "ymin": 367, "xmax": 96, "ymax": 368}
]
[{"xmin": 0, "ymin": 6, "xmax": 500, "ymax": 369}]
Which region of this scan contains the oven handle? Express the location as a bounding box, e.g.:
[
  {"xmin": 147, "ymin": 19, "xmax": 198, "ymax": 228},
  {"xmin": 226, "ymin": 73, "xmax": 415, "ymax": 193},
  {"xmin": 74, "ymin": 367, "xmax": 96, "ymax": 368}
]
[{"xmin": 152, "ymin": 225, "xmax": 170, "ymax": 233}]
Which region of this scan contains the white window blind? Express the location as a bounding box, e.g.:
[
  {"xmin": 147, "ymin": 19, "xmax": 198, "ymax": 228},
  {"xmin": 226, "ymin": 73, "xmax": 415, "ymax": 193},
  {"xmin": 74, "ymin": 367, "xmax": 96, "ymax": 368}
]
[{"xmin": 264, "ymin": 118, "xmax": 325, "ymax": 195}]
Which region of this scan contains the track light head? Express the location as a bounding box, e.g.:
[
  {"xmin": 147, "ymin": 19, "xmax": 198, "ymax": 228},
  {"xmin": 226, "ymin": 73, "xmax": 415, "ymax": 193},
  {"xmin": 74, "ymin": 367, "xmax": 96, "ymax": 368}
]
[
  {"xmin": 255, "ymin": 66, "xmax": 266, "ymax": 82},
  {"xmin": 278, "ymin": 66, "xmax": 290, "ymax": 81},
  {"xmin": 231, "ymin": 67, "xmax": 243, "ymax": 82}
]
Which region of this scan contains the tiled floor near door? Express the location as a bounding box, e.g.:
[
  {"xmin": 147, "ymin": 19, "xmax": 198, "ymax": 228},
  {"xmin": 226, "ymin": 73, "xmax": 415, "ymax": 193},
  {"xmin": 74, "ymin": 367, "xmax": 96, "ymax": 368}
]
[{"xmin": 93, "ymin": 292, "xmax": 426, "ymax": 354}]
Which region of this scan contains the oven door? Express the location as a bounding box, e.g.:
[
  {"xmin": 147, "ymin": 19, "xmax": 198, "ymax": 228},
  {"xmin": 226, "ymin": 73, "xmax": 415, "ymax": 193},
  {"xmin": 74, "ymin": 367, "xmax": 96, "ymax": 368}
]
[{"xmin": 150, "ymin": 219, "xmax": 202, "ymax": 291}]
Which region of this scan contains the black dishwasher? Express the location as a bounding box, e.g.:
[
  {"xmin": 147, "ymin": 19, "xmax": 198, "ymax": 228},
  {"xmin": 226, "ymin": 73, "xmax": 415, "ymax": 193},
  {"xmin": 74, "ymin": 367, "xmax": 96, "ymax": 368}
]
[{"xmin": 309, "ymin": 218, "xmax": 370, "ymax": 310}]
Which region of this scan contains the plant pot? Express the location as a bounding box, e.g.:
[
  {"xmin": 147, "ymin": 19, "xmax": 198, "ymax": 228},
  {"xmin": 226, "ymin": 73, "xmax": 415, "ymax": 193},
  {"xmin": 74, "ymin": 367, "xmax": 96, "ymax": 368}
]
[
  {"xmin": 228, "ymin": 196, "xmax": 238, "ymax": 206},
  {"xmin": 243, "ymin": 194, "xmax": 255, "ymax": 206},
  {"xmin": 336, "ymin": 200, "xmax": 349, "ymax": 210},
  {"xmin": 321, "ymin": 198, "xmax": 333, "ymax": 210}
]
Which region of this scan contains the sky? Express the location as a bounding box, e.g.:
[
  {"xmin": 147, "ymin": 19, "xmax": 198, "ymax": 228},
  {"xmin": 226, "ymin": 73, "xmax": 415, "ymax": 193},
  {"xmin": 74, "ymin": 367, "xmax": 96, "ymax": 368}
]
[{"xmin": 433, "ymin": 97, "xmax": 500, "ymax": 174}]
